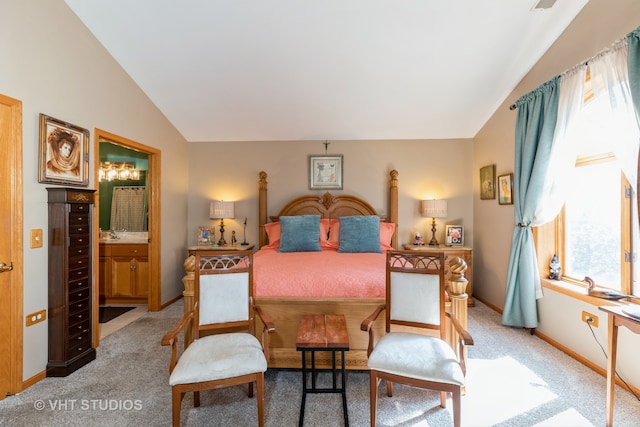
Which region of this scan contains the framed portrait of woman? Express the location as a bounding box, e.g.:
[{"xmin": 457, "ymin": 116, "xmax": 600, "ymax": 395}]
[{"xmin": 38, "ymin": 114, "xmax": 89, "ymax": 187}]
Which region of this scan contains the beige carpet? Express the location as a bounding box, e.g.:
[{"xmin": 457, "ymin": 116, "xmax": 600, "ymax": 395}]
[{"xmin": 1, "ymin": 299, "xmax": 639, "ymax": 426}]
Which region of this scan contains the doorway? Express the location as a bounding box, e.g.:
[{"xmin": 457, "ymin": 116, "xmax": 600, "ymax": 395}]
[
  {"xmin": 0, "ymin": 94, "xmax": 23, "ymax": 399},
  {"xmin": 93, "ymin": 129, "xmax": 161, "ymax": 347}
]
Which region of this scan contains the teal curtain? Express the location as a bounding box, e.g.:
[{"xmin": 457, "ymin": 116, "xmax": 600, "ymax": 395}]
[
  {"xmin": 629, "ymin": 28, "xmax": 640, "ymax": 122},
  {"xmin": 502, "ymin": 78, "xmax": 560, "ymax": 328}
]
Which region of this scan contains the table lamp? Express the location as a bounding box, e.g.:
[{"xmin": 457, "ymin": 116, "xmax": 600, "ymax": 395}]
[
  {"xmin": 209, "ymin": 200, "xmax": 235, "ymax": 246},
  {"xmin": 421, "ymin": 199, "xmax": 448, "ymax": 246}
]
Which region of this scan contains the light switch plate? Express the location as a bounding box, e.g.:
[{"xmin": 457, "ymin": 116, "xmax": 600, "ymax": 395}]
[{"xmin": 30, "ymin": 229, "xmax": 43, "ymax": 248}]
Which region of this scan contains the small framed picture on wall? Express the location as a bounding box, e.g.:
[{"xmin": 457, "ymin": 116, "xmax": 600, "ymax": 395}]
[
  {"xmin": 309, "ymin": 155, "xmax": 343, "ymax": 190},
  {"xmin": 480, "ymin": 164, "xmax": 496, "ymax": 200},
  {"xmin": 498, "ymin": 173, "xmax": 514, "ymax": 205}
]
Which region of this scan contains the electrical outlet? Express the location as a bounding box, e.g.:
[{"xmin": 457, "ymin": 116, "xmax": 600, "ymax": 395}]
[
  {"xmin": 26, "ymin": 309, "xmax": 46, "ymax": 326},
  {"xmin": 581, "ymin": 311, "xmax": 599, "ymax": 327}
]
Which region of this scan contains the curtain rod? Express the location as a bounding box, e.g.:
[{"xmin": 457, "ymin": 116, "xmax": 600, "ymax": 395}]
[
  {"xmin": 113, "ymin": 186, "xmax": 146, "ymax": 190},
  {"xmin": 509, "ymin": 33, "xmax": 629, "ymax": 111}
]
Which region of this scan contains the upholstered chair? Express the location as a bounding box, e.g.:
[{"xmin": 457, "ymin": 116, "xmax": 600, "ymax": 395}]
[
  {"xmin": 161, "ymin": 251, "xmax": 275, "ymax": 426},
  {"xmin": 361, "ymin": 250, "xmax": 473, "ymax": 427}
]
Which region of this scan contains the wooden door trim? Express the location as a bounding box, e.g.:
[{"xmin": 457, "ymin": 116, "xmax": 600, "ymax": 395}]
[
  {"xmin": 0, "ymin": 93, "xmax": 24, "ymax": 395},
  {"xmin": 93, "ymin": 129, "xmax": 161, "ymax": 347}
]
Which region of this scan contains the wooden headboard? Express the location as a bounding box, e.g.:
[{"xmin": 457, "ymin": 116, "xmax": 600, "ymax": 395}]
[{"xmin": 257, "ymin": 170, "xmax": 399, "ymax": 248}]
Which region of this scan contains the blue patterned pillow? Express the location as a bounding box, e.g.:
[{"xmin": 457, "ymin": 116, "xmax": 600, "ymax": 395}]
[
  {"xmin": 278, "ymin": 215, "xmax": 322, "ymax": 252},
  {"xmin": 337, "ymin": 216, "xmax": 382, "ymax": 253}
]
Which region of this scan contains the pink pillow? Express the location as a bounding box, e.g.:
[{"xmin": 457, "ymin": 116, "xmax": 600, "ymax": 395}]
[
  {"xmin": 265, "ymin": 218, "xmax": 332, "ymax": 249},
  {"xmin": 264, "ymin": 222, "xmax": 281, "ymax": 248},
  {"xmin": 380, "ymin": 222, "xmax": 396, "ymax": 250},
  {"xmin": 319, "ymin": 218, "xmax": 332, "ymax": 248},
  {"xmin": 327, "ymin": 219, "xmax": 395, "ymax": 250},
  {"xmin": 325, "ymin": 219, "xmax": 340, "ymax": 249}
]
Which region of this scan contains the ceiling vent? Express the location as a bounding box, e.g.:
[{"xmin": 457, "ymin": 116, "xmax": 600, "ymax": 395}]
[{"xmin": 533, "ymin": 0, "xmax": 557, "ymax": 10}]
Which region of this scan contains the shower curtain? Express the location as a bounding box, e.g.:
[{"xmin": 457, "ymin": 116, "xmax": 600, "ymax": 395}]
[{"xmin": 110, "ymin": 186, "xmax": 147, "ymax": 232}]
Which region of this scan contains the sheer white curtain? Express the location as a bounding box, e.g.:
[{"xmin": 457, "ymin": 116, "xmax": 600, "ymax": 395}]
[
  {"xmin": 589, "ymin": 39, "xmax": 640, "ymax": 190},
  {"xmin": 589, "ymin": 40, "xmax": 640, "ymax": 292},
  {"xmin": 533, "ymin": 65, "xmax": 588, "ymax": 228}
]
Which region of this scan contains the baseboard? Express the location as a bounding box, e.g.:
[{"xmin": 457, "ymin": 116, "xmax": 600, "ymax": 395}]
[
  {"xmin": 161, "ymin": 294, "xmax": 183, "ymax": 310},
  {"xmin": 475, "ymin": 296, "xmax": 640, "ymax": 398},
  {"xmin": 474, "ymin": 295, "xmax": 502, "ymax": 314},
  {"xmin": 22, "ymin": 370, "xmax": 46, "ymax": 391}
]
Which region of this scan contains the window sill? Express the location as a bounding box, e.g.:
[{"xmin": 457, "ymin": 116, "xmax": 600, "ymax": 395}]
[{"xmin": 541, "ymin": 277, "xmax": 639, "ymax": 307}]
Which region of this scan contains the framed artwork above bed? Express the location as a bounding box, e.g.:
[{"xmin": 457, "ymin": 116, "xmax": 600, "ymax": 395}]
[{"xmin": 309, "ymin": 155, "xmax": 343, "ymax": 190}]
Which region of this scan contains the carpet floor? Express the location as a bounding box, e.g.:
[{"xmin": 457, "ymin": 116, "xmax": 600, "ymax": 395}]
[{"xmin": 1, "ymin": 300, "xmax": 639, "ymax": 426}]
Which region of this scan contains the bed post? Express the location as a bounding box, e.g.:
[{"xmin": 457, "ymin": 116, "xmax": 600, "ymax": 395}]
[
  {"xmin": 389, "ymin": 169, "xmax": 399, "ymax": 249},
  {"xmin": 258, "ymin": 171, "xmax": 268, "ymax": 248}
]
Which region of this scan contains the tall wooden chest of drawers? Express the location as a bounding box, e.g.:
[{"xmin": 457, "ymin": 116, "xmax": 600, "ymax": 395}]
[{"xmin": 46, "ymin": 188, "xmax": 96, "ymax": 376}]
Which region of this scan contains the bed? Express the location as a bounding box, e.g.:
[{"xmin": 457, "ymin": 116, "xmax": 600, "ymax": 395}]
[
  {"xmin": 181, "ymin": 170, "xmax": 467, "ymax": 369},
  {"xmin": 250, "ymin": 170, "xmax": 468, "ymax": 370}
]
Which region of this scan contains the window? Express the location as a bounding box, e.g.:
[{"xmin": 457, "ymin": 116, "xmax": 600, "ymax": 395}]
[
  {"xmin": 551, "ymin": 73, "xmax": 638, "ymax": 297},
  {"xmin": 562, "ymin": 156, "xmax": 628, "ymax": 292}
]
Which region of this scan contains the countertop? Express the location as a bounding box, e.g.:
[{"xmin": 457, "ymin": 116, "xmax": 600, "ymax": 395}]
[{"xmin": 99, "ymin": 231, "xmax": 148, "ymax": 245}]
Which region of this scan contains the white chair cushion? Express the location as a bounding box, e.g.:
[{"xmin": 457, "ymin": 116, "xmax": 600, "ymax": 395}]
[
  {"xmin": 169, "ymin": 333, "xmax": 267, "ymax": 386},
  {"xmin": 368, "ymin": 332, "xmax": 465, "ymax": 386}
]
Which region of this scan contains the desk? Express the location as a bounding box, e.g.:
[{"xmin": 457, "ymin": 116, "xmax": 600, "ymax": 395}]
[
  {"xmin": 296, "ymin": 314, "xmax": 350, "ymax": 427},
  {"xmin": 598, "ymin": 305, "xmax": 640, "ymax": 427}
]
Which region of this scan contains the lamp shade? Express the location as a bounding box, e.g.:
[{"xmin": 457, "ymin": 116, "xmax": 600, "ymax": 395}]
[
  {"xmin": 421, "ymin": 199, "xmax": 447, "ymax": 218},
  {"xmin": 209, "ymin": 200, "xmax": 235, "ymax": 219}
]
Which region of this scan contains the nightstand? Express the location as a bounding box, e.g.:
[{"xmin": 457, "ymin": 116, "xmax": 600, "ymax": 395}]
[{"xmin": 403, "ymin": 244, "xmax": 474, "ymax": 306}]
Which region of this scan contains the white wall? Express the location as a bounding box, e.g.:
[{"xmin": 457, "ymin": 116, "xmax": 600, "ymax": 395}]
[
  {"xmin": 0, "ymin": 0, "xmax": 189, "ymax": 381},
  {"xmin": 188, "ymin": 139, "xmax": 473, "ymax": 250},
  {"xmin": 473, "ymin": 0, "xmax": 640, "ymax": 389}
]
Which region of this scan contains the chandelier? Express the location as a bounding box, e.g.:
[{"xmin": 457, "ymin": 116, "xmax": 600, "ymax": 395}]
[{"xmin": 98, "ymin": 161, "xmax": 141, "ymax": 182}]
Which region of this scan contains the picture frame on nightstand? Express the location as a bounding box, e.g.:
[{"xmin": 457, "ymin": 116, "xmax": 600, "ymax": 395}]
[
  {"xmin": 445, "ymin": 225, "xmax": 464, "ymax": 246},
  {"xmin": 197, "ymin": 226, "xmax": 214, "ymax": 245}
]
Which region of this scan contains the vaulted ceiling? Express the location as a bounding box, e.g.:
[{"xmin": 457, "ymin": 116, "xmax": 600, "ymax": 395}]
[{"xmin": 65, "ymin": 0, "xmax": 588, "ymax": 142}]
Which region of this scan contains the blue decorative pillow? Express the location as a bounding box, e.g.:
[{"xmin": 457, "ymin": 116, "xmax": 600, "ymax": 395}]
[
  {"xmin": 278, "ymin": 215, "xmax": 322, "ymax": 252},
  {"xmin": 337, "ymin": 216, "xmax": 382, "ymax": 253}
]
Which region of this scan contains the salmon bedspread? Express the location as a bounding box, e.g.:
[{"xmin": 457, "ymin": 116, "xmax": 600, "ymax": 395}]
[{"xmin": 253, "ymin": 247, "xmax": 387, "ymax": 298}]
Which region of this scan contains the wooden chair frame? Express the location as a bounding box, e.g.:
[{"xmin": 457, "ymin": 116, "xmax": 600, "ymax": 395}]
[
  {"xmin": 361, "ymin": 250, "xmax": 474, "ymax": 427},
  {"xmin": 161, "ymin": 251, "xmax": 275, "ymax": 426}
]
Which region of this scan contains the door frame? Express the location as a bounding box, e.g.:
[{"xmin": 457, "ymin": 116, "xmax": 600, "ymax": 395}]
[
  {"xmin": 92, "ymin": 129, "xmax": 161, "ymax": 346},
  {"xmin": 1, "ymin": 93, "xmax": 23, "ymax": 396}
]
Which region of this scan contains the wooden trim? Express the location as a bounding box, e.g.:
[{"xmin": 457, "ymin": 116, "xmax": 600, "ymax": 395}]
[
  {"xmin": 476, "ymin": 292, "xmax": 640, "ymax": 398},
  {"xmin": 93, "ymin": 129, "xmax": 162, "ymax": 348},
  {"xmin": 388, "ymin": 169, "xmax": 399, "ymax": 249},
  {"xmin": 0, "ymin": 94, "xmax": 23, "ymax": 395},
  {"xmin": 160, "ymin": 294, "xmax": 183, "ymax": 310},
  {"xmin": 22, "ymin": 370, "xmax": 45, "ymax": 391},
  {"xmin": 534, "ymin": 327, "xmax": 640, "ymax": 397}
]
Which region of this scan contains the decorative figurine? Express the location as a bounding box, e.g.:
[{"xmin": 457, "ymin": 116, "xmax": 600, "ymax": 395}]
[
  {"xmin": 413, "ymin": 232, "xmax": 425, "ymax": 246},
  {"xmin": 548, "ymin": 254, "xmax": 561, "ymax": 280},
  {"xmin": 231, "ymin": 230, "xmax": 237, "ymax": 247},
  {"xmin": 585, "ymin": 276, "xmax": 631, "ymax": 300},
  {"xmin": 241, "ymin": 217, "xmax": 249, "ymax": 246}
]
